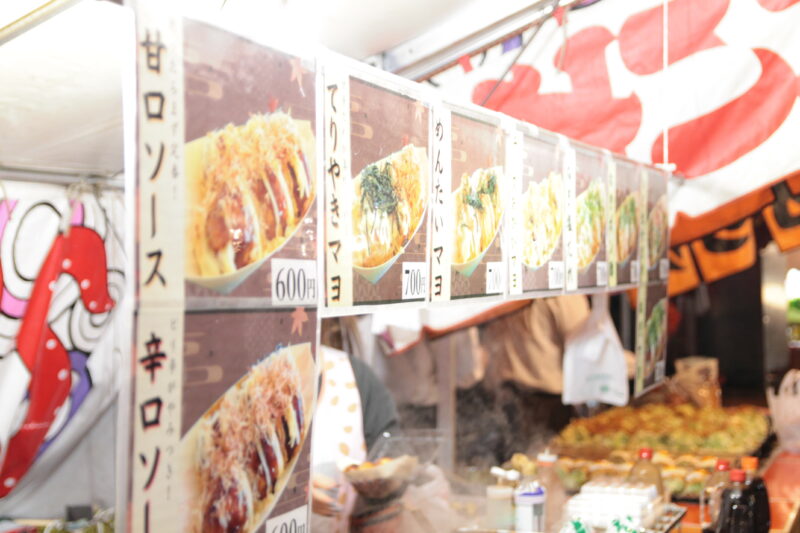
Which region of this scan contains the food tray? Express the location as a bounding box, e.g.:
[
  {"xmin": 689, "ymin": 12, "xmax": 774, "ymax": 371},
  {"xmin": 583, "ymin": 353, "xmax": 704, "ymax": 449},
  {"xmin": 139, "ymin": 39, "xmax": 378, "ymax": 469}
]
[{"xmin": 644, "ymin": 503, "xmax": 686, "ymax": 533}]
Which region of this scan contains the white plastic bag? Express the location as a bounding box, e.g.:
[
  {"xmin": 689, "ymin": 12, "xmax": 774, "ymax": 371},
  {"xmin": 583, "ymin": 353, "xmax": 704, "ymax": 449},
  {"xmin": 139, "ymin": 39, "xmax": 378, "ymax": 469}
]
[
  {"xmin": 399, "ymin": 464, "xmax": 456, "ymax": 533},
  {"xmin": 562, "ymin": 294, "xmax": 629, "ymax": 406},
  {"xmin": 767, "ymin": 369, "xmax": 800, "ymax": 453}
]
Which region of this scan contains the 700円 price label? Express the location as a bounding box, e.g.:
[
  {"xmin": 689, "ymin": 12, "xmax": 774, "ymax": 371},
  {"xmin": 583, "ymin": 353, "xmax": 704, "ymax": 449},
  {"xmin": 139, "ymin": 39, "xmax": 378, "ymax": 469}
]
[
  {"xmin": 401, "ymin": 262, "xmax": 427, "ymax": 301},
  {"xmin": 486, "ymin": 262, "xmax": 505, "ymax": 295},
  {"xmin": 271, "ymin": 259, "xmax": 317, "ymax": 306}
]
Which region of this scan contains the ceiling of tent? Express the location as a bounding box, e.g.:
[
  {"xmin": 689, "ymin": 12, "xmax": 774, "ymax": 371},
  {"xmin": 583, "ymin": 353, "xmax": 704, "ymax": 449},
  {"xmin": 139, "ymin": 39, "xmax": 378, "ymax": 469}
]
[
  {"xmin": 0, "ymin": 0, "xmax": 557, "ymax": 176},
  {"xmin": 0, "ymin": 1, "xmax": 127, "ymax": 175}
]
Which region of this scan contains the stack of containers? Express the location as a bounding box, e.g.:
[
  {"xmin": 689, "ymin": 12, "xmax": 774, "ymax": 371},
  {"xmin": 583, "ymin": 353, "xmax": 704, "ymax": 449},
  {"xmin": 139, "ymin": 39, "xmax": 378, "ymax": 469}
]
[{"xmin": 564, "ymin": 480, "xmax": 662, "ymax": 529}]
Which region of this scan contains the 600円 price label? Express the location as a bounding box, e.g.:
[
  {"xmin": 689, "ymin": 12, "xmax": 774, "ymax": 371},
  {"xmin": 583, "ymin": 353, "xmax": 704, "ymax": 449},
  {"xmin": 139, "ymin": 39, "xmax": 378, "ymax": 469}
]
[{"xmin": 271, "ymin": 259, "xmax": 317, "ymax": 306}]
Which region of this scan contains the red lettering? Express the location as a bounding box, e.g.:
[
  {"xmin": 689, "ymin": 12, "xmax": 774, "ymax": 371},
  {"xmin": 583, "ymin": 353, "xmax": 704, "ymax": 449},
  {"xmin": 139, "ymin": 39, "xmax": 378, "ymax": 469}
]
[
  {"xmin": 652, "ymin": 48, "xmax": 796, "ymax": 176},
  {"xmin": 618, "ymin": 0, "xmax": 728, "ymax": 75},
  {"xmin": 758, "ymin": 0, "xmax": 800, "ymax": 11},
  {"xmin": 473, "ymin": 27, "xmax": 642, "ymax": 154}
]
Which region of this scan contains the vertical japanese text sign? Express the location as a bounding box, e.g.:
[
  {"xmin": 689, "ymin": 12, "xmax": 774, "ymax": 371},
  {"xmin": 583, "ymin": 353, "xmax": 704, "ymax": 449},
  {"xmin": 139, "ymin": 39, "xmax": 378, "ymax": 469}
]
[
  {"xmin": 560, "ymin": 136, "xmax": 578, "ymax": 292},
  {"xmin": 430, "ymin": 105, "xmax": 452, "ymax": 302},
  {"xmin": 323, "ymin": 67, "xmax": 353, "ymax": 308},
  {"xmin": 605, "ymin": 151, "xmax": 618, "ymax": 288},
  {"xmin": 132, "ymin": 3, "xmax": 185, "ymax": 531},
  {"xmin": 506, "ymin": 125, "xmax": 524, "ymax": 297},
  {"xmin": 634, "ymin": 167, "xmax": 649, "ymax": 396}
]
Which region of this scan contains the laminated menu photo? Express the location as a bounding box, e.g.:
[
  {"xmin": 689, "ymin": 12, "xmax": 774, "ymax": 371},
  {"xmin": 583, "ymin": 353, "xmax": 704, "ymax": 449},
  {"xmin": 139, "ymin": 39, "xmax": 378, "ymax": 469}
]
[
  {"xmin": 510, "ymin": 127, "xmax": 565, "ymax": 295},
  {"xmin": 179, "ymin": 308, "xmax": 317, "ymax": 533},
  {"xmin": 182, "ymin": 20, "xmax": 318, "ymax": 309},
  {"xmin": 449, "ymin": 108, "xmax": 506, "ymax": 300},
  {"xmin": 348, "ymin": 75, "xmax": 431, "ymax": 306},
  {"xmin": 613, "ymin": 160, "xmax": 641, "ymax": 288},
  {"xmin": 647, "ymin": 167, "xmax": 669, "ymax": 283},
  {"xmin": 574, "ymin": 146, "xmax": 608, "ymax": 290},
  {"xmin": 636, "ymin": 282, "xmax": 668, "ymax": 395},
  {"xmin": 322, "ymin": 64, "xmax": 431, "ymax": 308}
]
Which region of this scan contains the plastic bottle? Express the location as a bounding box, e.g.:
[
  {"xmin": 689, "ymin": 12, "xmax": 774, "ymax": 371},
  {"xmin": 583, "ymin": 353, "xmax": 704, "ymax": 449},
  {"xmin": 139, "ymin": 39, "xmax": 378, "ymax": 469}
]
[
  {"xmin": 515, "ymin": 482, "xmax": 546, "ymax": 532},
  {"xmin": 626, "ymin": 448, "xmax": 664, "ymax": 498},
  {"xmin": 716, "ymin": 469, "xmax": 755, "ymax": 533},
  {"xmin": 700, "ymin": 459, "xmax": 731, "ymax": 532},
  {"xmin": 536, "ymin": 450, "xmax": 567, "ymax": 532},
  {"xmin": 741, "ymin": 456, "xmax": 770, "ymax": 533},
  {"xmin": 486, "ymin": 467, "xmax": 516, "ymax": 529}
]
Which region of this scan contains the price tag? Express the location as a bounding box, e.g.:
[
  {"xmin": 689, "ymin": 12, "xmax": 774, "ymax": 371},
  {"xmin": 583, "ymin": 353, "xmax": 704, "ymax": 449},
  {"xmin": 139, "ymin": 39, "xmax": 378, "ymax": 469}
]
[
  {"xmin": 266, "ymin": 505, "xmax": 308, "ymax": 533},
  {"xmin": 548, "ymin": 261, "xmax": 565, "ymax": 289},
  {"xmin": 659, "ymin": 258, "xmax": 669, "ymax": 280},
  {"xmin": 596, "ymin": 261, "xmax": 608, "ymax": 287},
  {"xmin": 631, "ymin": 260, "xmax": 640, "ymax": 284},
  {"xmin": 486, "ymin": 262, "xmax": 505, "ymax": 295},
  {"xmin": 271, "ymin": 259, "xmax": 318, "ymax": 306},
  {"xmin": 401, "ymin": 262, "xmax": 427, "ymax": 301}
]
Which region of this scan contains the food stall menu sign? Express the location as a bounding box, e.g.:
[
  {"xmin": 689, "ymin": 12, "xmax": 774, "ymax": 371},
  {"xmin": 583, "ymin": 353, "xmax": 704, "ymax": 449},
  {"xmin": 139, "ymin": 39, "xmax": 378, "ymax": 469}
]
[
  {"xmin": 647, "ymin": 167, "xmax": 669, "ymax": 283},
  {"xmin": 130, "ymin": 4, "xmax": 185, "ymax": 532},
  {"xmin": 447, "ymin": 107, "xmax": 507, "ymax": 300},
  {"xmin": 129, "ymin": 8, "xmax": 316, "ymax": 533},
  {"xmin": 636, "ymin": 282, "xmax": 668, "ymax": 395},
  {"xmin": 179, "ymin": 309, "xmax": 317, "ymax": 533},
  {"xmin": 182, "ymin": 19, "xmax": 318, "ymax": 310},
  {"xmin": 574, "ymin": 145, "xmax": 609, "ymax": 290},
  {"xmin": 429, "ymin": 105, "xmax": 452, "ymax": 302},
  {"xmin": 324, "ymin": 66, "xmax": 432, "ymax": 308},
  {"xmin": 613, "ymin": 159, "xmax": 641, "ymax": 288},
  {"xmin": 508, "ymin": 126, "xmax": 566, "ymax": 296}
]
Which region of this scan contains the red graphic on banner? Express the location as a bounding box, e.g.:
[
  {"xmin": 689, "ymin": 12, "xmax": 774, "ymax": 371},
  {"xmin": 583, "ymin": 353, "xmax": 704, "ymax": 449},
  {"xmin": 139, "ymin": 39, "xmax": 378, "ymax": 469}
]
[
  {"xmin": 758, "ymin": 0, "xmax": 800, "ymax": 11},
  {"xmin": 652, "ymin": 48, "xmax": 797, "ymax": 176},
  {"xmin": 0, "ymin": 227, "xmax": 114, "ymax": 497},
  {"xmin": 473, "ymin": 27, "xmax": 642, "ymax": 154},
  {"xmin": 618, "ymin": 0, "xmax": 728, "ymax": 75}
]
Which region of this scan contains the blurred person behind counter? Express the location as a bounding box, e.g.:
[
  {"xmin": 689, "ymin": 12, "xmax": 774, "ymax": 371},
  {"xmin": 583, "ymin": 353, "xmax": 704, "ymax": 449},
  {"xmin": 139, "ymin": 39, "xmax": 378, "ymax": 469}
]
[
  {"xmin": 311, "ymin": 317, "xmax": 399, "ymax": 532},
  {"xmin": 480, "ymin": 294, "xmax": 635, "ymax": 460},
  {"xmin": 375, "ymin": 296, "xmax": 598, "ymax": 465}
]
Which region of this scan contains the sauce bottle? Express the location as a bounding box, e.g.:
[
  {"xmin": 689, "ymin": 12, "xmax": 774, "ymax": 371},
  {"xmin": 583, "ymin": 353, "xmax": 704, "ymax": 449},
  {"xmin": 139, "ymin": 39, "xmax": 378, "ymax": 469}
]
[
  {"xmin": 716, "ymin": 469, "xmax": 755, "ymax": 532},
  {"xmin": 700, "ymin": 459, "xmax": 730, "ymax": 532},
  {"xmin": 741, "ymin": 456, "xmax": 770, "ymax": 533}
]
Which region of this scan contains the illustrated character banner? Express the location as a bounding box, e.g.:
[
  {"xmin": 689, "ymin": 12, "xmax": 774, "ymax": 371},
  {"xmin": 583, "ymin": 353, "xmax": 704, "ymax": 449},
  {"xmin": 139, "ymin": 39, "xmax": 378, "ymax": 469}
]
[{"xmin": 0, "ymin": 186, "xmax": 124, "ymax": 504}]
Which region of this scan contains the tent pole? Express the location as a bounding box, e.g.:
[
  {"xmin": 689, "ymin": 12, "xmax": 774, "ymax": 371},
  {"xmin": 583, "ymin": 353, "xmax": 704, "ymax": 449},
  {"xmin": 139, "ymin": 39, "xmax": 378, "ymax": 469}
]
[
  {"xmin": 388, "ymin": 0, "xmax": 587, "ymax": 82},
  {"xmin": 0, "ymin": 165, "xmax": 123, "ymax": 191}
]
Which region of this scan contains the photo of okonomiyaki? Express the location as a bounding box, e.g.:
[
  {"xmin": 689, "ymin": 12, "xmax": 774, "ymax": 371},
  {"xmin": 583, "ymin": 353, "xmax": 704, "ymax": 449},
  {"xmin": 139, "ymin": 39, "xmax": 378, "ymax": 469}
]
[
  {"xmin": 182, "ymin": 343, "xmax": 314, "ymax": 533},
  {"xmin": 185, "ymin": 112, "xmax": 316, "ymax": 289}
]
